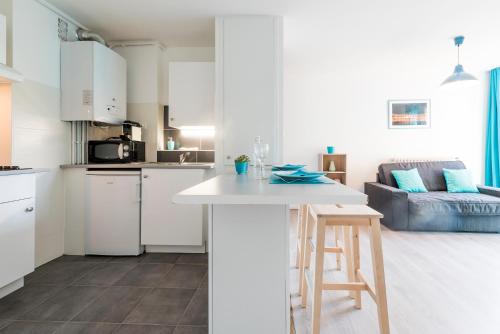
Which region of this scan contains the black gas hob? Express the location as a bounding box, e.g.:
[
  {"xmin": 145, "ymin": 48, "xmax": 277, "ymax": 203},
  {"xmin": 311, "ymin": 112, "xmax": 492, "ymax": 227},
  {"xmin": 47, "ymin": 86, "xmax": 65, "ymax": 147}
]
[{"xmin": 0, "ymin": 166, "xmax": 32, "ymax": 171}]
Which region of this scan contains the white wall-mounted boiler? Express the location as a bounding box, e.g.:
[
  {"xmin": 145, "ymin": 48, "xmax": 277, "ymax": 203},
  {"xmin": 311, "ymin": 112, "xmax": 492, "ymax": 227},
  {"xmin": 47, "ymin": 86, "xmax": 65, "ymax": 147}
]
[{"xmin": 61, "ymin": 41, "xmax": 126, "ymax": 124}]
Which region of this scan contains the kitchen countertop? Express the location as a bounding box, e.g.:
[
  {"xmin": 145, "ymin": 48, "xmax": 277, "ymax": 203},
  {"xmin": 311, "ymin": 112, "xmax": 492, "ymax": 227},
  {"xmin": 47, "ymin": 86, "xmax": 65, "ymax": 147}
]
[
  {"xmin": 173, "ymin": 174, "xmax": 367, "ymax": 205},
  {"xmin": 0, "ymin": 168, "xmax": 49, "ymax": 176},
  {"xmin": 60, "ymin": 162, "xmax": 215, "ymax": 169}
]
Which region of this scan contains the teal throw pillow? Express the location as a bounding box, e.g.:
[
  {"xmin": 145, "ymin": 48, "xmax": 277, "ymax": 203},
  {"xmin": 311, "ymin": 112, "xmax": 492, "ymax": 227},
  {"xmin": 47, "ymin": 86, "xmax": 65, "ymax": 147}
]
[
  {"xmin": 442, "ymin": 168, "xmax": 479, "ymax": 193},
  {"xmin": 391, "ymin": 168, "xmax": 428, "ymax": 192}
]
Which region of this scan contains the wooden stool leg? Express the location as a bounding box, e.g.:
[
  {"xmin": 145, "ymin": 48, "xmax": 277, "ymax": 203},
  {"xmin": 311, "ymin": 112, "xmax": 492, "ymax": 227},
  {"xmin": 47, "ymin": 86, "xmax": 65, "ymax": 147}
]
[
  {"xmin": 300, "ymin": 207, "xmax": 312, "ymax": 307},
  {"xmin": 342, "ymin": 225, "xmax": 356, "ymax": 299},
  {"xmin": 352, "ymin": 225, "xmax": 362, "ymax": 309},
  {"xmin": 369, "ymin": 218, "xmax": 390, "ymax": 334},
  {"xmin": 295, "ymin": 206, "xmax": 304, "ymax": 268},
  {"xmin": 298, "ymin": 205, "xmax": 308, "ymax": 293},
  {"xmin": 334, "ymin": 225, "xmax": 341, "ymax": 270},
  {"xmin": 311, "ymin": 218, "xmax": 326, "ymax": 334}
]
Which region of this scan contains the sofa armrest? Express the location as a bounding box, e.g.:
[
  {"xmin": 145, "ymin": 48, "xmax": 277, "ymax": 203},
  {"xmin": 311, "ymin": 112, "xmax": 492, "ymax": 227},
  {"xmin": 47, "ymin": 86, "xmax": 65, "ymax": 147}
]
[
  {"xmin": 364, "ymin": 182, "xmax": 409, "ymax": 230},
  {"xmin": 478, "ymin": 185, "xmax": 500, "ymax": 198}
]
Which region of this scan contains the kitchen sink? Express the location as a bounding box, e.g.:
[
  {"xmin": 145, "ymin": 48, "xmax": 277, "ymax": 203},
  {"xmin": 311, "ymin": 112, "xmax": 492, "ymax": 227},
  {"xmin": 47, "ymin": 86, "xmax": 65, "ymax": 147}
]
[{"xmin": 145, "ymin": 162, "xmax": 213, "ymax": 166}]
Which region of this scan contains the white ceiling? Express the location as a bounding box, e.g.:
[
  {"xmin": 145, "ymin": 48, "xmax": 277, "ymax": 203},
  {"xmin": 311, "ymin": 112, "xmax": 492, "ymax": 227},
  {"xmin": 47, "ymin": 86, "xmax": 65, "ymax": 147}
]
[
  {"xmin": 44, "ymin": 0, "xmax": 500, "ymax": 53},
  {"xmin": 43, "ymin": 0, "xmax": 293, "ymax": 47}
]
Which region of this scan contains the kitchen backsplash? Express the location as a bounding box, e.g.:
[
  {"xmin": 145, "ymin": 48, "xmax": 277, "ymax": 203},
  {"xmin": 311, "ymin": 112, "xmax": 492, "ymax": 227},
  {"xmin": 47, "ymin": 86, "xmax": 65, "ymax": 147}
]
[
  {"xmin": 163, "ymin": 129, "xmax": 214, "ymax": 150},
  {"xmin": 157, "ymin": 150, "xmax": 214, "ymax": 163},
  {"xmin": 158, "ymin": 128, "xmax": 214, "ymax": 163}
]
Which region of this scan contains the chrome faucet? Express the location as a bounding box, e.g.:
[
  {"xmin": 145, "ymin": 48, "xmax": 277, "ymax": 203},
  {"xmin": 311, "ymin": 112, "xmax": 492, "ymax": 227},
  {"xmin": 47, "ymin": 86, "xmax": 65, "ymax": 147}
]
[{"xmin": 179, "ymin": 152, "xmax": 191, "ymax": 165}]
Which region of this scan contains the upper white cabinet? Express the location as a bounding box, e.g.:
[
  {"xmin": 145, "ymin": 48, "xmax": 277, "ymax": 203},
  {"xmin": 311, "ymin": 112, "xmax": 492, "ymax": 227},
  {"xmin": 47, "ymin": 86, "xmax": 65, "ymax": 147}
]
[
  {"xmin": 61, "ymin": 41, "xmax": 126, "ymax": 124},
  {"xmin": 169, "ymin": 62, "xmax": 215, "ymax": 127},
  {"xmin": 215, "ymin": 16, "xmax": 283, "ymax": 167}
]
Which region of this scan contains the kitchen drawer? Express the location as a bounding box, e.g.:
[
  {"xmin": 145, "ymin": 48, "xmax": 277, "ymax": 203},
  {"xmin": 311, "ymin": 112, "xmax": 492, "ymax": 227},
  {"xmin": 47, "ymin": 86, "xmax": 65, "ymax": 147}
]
[{"xmin": 0, "ymin": 174, "xmax": 35, "ymax": 204}]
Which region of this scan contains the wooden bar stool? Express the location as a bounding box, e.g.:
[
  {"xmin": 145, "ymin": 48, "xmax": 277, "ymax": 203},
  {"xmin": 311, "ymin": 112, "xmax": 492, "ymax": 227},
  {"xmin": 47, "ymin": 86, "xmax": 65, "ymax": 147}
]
[
  {"xmin": 301, "ymin": 204, "xmax": 390, "ymax": 334},
  {"xmin": 296, "ymin": 204, "xmax": 343, "ymax": 294}
]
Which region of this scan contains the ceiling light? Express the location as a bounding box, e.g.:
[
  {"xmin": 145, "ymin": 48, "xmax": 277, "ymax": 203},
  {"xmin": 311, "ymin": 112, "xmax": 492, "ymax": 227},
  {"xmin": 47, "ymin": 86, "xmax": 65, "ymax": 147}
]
[{"xmin": 441, "ymin": 36, "xmax": 478, "ymax": 87}]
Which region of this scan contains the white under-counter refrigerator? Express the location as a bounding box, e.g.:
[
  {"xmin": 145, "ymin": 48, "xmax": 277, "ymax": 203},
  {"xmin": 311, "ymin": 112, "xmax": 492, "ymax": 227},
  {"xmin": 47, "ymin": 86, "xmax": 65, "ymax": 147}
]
[{"xmin": 85, "ymin": 170, "xmax": 143, "ymax": 255}]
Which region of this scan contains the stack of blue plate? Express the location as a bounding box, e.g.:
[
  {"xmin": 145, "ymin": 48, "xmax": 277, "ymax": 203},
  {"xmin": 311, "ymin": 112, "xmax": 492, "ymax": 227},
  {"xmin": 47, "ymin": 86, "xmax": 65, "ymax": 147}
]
[
  {"xmin": 271, "ymin": 164, "xmax": 306, "ymax": 171},
  {"xmin": 273, "ymin": 170, "xmax": 326, "ymax": 183}
]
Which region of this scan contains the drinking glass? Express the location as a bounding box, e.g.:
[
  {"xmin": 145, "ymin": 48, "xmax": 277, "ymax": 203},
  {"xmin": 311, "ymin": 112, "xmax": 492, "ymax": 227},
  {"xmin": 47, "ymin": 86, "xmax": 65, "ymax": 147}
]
[{"xmin": 254, "ymin": 142, "xmax": 269, "ymax": 179}]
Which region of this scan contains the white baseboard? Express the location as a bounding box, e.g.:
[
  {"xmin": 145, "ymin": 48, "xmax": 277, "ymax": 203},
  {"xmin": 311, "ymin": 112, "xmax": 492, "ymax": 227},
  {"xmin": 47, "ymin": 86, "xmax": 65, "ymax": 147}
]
[
  {"xmin": 0, "ymin": 278, "xmax": 23, "ymax": 299},
  {"xmin": 145, "ymin": 244, "xmax": 206, "ymax": 253}
]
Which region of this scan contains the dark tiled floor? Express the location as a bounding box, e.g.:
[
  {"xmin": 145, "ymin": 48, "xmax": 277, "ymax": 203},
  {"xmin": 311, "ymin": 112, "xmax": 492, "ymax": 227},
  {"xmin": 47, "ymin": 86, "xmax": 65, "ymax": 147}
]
[{"xmin": 0, "ymin": 253, "xmax": 208, "ymax": 334}]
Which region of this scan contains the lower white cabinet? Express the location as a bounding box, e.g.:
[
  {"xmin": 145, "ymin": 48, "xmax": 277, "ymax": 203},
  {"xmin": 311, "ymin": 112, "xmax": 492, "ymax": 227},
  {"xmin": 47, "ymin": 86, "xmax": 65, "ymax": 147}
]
[
  {"xmin": 0, "ymin": 174, "xmax": 35, "ymax": 291},
  {"xmin": 141, "ymin": 169, "xmax": 205, "ymax": 246},
  {"xmin": 85, "ymin": 170, "xmax": 142, "ymax": 255}
]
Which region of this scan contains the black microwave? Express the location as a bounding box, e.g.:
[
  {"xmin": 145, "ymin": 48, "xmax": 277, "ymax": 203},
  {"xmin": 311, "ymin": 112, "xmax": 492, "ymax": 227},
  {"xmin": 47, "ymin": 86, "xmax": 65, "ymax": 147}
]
[{"xmin": 88, "ymin": 139, "xmax": 146, "ymax": 163}]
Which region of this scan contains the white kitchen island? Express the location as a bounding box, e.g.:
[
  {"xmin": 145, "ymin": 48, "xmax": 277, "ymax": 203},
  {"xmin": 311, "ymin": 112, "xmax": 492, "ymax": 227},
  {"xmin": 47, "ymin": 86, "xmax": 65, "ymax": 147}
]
[{"xmin": 173, "ymin": 174, "xmax": 367, "ymax": 334}]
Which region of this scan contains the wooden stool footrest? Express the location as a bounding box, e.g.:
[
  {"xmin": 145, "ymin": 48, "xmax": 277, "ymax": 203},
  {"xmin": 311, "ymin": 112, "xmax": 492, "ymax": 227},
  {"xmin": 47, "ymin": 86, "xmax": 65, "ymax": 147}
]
[
  {"xmin": 357, "ymin": 269, "xmax": 377, "ymax": 301},
  {"xmin": 309, "ymin": 239, "xmax": 343, "ymax": 254},
  {"xmin": 323, "ymin": 282, "xmax": 367, "ymax": 291}
]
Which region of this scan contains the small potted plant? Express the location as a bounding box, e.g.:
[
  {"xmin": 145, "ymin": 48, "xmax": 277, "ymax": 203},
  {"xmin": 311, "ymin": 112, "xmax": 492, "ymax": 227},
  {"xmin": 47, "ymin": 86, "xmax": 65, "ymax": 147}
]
[{"xmin": 234, "ymin": 155, "xmax": 250, "ymax": 175}]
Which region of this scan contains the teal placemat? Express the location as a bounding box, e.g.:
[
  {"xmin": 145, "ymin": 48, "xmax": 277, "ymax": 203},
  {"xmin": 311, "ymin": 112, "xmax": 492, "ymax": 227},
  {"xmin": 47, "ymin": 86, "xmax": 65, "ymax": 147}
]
[{"xmin": 269, "ymin": 175, "xmax": 336, "ymax": 184}]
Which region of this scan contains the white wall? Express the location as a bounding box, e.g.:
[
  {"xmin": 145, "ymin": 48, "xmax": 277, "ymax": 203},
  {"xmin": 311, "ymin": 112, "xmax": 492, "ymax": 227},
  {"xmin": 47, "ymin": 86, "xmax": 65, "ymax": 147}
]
[
  {"xmin": 7, "ymin": 0, "xmax": 77, "ymax": 266},
  {"xmin": 113, "ymin": 44, "xmax": 162, "ymax": 104},
  {"xmin": 113, "ymin": 44, "xmax": 163, "ymax": 160},
  {"xmin": 282, "ymin": 0, "xmax": 499, "ymax": 190}
]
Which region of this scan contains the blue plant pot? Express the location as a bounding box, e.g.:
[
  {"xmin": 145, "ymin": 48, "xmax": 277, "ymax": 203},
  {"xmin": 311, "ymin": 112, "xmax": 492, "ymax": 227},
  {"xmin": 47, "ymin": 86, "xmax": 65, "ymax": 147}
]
[{"xmin": 235, "ymin": 161, "xmax": 248, "ymax": 175}]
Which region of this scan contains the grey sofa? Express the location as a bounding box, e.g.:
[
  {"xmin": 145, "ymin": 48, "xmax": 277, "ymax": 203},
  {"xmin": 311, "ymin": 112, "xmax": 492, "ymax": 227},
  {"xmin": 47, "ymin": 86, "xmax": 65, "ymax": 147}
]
[{"xmin": 364, "ymin": 160, "xmax": 500, "ymax": 232}]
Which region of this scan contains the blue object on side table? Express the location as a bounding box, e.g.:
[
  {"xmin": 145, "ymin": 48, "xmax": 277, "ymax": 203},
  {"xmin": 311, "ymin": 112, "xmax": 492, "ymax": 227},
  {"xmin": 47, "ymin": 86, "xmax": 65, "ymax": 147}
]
[
  {"xmin": 235, "ymin": 162, "xmax": 248, "ymax": 175},
  {"xmin": 327, "ymin": 146, "xmax": 335, "ymax": 154}
]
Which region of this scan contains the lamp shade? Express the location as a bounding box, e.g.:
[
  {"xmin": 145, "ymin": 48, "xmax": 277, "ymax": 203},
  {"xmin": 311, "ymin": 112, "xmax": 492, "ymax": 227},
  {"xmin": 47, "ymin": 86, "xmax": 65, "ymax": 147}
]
[
  {"xmin": 441, "ymin": 36, "xmax": 478, "ymax": 87},
  {"xmin": 441, "ymin": 64, "xmax": 478, "ymax": 86}
]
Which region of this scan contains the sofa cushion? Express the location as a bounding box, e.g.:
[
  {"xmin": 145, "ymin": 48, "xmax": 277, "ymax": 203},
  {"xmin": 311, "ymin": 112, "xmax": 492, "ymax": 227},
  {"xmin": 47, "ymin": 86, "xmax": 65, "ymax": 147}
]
[
  {"xmin": 443, "ymin": 168, "xmax": 479, "ymax": 193},
  {"xmin": 391, "ymin": 168, "xmax": 428, "ymax": 192},
  {"xmin": 378, "ymin": 160, "xmax": 466, "ymax": 191},
  {"xmin": 408, "ymin": 191, "xmax": 500, "ymax": 216}
]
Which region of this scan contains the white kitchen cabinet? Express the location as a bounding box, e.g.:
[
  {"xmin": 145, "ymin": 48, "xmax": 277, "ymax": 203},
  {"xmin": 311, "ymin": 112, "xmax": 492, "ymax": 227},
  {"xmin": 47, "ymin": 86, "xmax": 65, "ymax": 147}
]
[
  {"xmin": 141, "ymin": 169, "xmax": 205, "ymax": 247},
  {"xmin": 85, "ymin": 170, "xmax": 142, "ymax": 256},
  {"xmin": 0, "ymin": 198, "xmax": 35, "ymax": 288},
  {"xmin": 61, "ymin": 41, "xmax": 127, "ymax": 124},
  {"xmin": 215, "ymin": 16, "xmax": 283, "ymax": 167},
  {"xmin": 0, "ymin": 174, "xmax": 35, "ymax": 297},
  {"xmin": 169, "ymin": 62, "xmax": 214, "ymax": 127}
]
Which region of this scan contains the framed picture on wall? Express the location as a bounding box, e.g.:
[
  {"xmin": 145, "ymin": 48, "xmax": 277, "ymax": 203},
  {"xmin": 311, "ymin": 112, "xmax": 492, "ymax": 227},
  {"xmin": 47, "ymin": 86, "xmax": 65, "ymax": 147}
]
[{"xmin": 388, "ymin": 99, "xmax": 431, "ymax": 129}]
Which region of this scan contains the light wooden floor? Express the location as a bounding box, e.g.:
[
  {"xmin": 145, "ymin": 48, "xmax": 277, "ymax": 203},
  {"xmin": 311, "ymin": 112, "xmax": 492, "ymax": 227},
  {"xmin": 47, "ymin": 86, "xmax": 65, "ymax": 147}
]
[{"xmin": 289, "ymin": 210, "xmax": 500, "ymax": 334}]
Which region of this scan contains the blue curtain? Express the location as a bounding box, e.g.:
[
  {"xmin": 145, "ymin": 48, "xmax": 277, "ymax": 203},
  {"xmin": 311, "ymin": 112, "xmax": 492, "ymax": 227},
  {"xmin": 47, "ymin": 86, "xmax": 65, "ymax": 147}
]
[{"xmin": 485, "ymin": 68, "xmax": 500, "ymax": 187}]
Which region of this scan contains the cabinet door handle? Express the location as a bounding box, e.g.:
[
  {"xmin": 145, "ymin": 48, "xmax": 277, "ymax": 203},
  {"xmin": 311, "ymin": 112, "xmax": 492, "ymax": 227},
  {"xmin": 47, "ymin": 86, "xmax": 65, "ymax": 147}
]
[
  {"xmin": 136, "ymin": 183, "xmax": 141, "ymax": 203},
  {"xmin": 25, "ymin": 207, "xmax": 34, "ymax": 213},
  {"xmin": 226, "ymin": 155, "xmax": 231, "ymax": 160},
  {"xmin": 143, "ymin": 175, "xmax": 149, "ymax": 179}
]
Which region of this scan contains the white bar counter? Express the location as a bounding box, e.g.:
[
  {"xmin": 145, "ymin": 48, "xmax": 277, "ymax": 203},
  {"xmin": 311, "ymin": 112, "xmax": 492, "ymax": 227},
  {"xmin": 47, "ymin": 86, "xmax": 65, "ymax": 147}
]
[{"xmin": 174, "ymin": 174, "xmax": 367, "ymax": 334}]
